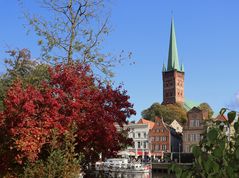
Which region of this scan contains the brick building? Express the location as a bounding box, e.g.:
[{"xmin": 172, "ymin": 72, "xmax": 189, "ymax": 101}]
[
  {"xmin": 116, "ymin": 119, "xmax": 155, "ymax": 158},
  {"xmin": 183, "ymin": 107, "xmax": 208, "ymax": 152},
  {"xmin": 149, "ymin": 116, "xmax": 181, "ymax": 158}
]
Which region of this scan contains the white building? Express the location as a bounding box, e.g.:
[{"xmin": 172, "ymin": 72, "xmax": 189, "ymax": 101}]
[{"xmin": 116, "ymin": 119, "xmax": 154, "ymax": 158}]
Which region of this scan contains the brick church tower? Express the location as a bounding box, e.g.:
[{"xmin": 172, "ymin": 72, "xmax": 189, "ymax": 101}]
[{"xmin": 162, "ymin": 18, "xmax": 185, "ymax": 105}]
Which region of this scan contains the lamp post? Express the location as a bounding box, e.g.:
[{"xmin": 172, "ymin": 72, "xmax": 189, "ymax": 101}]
[{"xmin": 179, "ymin": 142, "xmax": 181, "ymax": 164}]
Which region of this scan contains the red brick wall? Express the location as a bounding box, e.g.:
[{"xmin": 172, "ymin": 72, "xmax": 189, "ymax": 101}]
[
  {"xmin": 162, "ymin": 70, "xmax": 184, "ymax": 105},
  {"xmin": 149, "ymin": 117, "xmax": 170, "ymax": 155}
]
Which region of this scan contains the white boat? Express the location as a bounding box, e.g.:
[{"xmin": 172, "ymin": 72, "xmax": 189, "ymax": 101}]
[{"xmin": 95, "ymin": 158, "xmax": 151, "ymax": 173}]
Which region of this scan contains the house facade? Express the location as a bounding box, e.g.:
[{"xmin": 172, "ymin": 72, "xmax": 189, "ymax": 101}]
[
  {"xmin": 117, "ymin": 119, "xmax": 155, "ymax": 158},
  {"xmin": 214, "ymin": 114, "xmax": 235, "ymax": 139},
  {"xmin": 183, "ymin": 107, "xmax": 208, "ymax": 152},
  {"xmin": 149, "ymin": 116, "xmax": 182, "ymax": 157}
]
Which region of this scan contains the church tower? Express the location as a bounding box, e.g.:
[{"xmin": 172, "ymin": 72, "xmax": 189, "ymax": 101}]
[{"xmin": 162, "ymin": 18, "xmax": 185, "ymax": 105}]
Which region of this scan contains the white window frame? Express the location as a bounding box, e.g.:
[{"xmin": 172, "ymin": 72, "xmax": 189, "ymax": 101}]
[{"xmin": 162, "ymin": 144, "xmax": 167, "ymax": 150}]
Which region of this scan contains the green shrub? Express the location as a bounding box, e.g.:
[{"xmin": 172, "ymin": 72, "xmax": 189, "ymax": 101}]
[{"xmin": 171, "ymin": 109, "xmax": 239, "ymax": 178}]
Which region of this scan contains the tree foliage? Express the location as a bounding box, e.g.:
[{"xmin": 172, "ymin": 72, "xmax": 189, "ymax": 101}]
[
  {"xmin": 198, "ymin": 102, "xmax": 214, "ymax": 119},
  {"xmin": 0, "ymin": 49, "xmax": 49, "ymax": 111},
  {"xmin": 172, "ymin": 108, "xmax": 239, "ymax": 178},
  {"xmin": 22, "ymin": 0, "xmax": 130, "ymax": 77},
  {"xmin": 141, "ymin": 103, "xmax": 187, "ymax": 124},
  {"xmin": 0, "ymin": 63, "xmax": 135, "ymax": 176},
  {"xmin": 22, "ymin": 124, "xmax": 81, "ymax": 178}
]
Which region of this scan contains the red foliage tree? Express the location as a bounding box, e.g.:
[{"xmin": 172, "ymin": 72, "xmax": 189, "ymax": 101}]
[{"xmin": 0, "ymin": 63, "xmax": 135, "ymax": 172}]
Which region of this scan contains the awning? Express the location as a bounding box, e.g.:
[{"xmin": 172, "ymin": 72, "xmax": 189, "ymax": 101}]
[
  {"xmin": 117, "ymin": 150, "xmax": 137, "ymax": 156},
  {"xmin": 117, "ymin": 151, "xmax": 130, "ymax": 156}
]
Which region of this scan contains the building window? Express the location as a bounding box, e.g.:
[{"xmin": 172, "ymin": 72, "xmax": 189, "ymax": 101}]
[
  {"xmin": 133, "ymin": 133, "xmax": 135, "ymax": 138},
  {"xmin": 138, "ymin": 142, "xmax": 141, "ymax": 149},
  {"xmin": 144, "ymin": 132, "xmax": 147, "ymax": 138},
  {"xmin": 155, "ymin": 144, "xmax": 160, "ymax": 150},
  {"xmin": 152, "ymin": 144, "xmax": 155, "ymax": 151},
  {"xmin": 190, "ymin": 120, "xmax": 194, "ymax": 127},
  {"xmin": 161, "ymin": 136, "xmax": 167, "ymax": 141},
  {"xmin": 194, "ymin": 134, "xmax": 197, "ymax": 141},
  {"xmin": 190, "ymin": 134, "xmax": 193, "ymax": 141},
  {"xmin": 151, "ymin": 136, "xmax": 155, "ymax": 141},
  {"xmin": 138, "ymin": 133, "xmax": 141, "ymax": 138},
  {"xmin": 195, "ymin": 120, "xmax": 200, "ymax": 127},
  {"xmin": 157, "ymin": 122, "xmax": 160, "ymax": 126},
  {"xmin": 143, "ymin": 141, "xmax": 147, "ymax": 149},
  {"xmin": 184, "ymin": 134, "xmax": 187, "ymax": 141},
  {"xmin": 162, "ymin": 128, "xmax": 165, "ymax": 132},
  {"xmin": 162, "ymin": 144, "xmax": 167, "ymax": 150},
  {"xmin": 190, "ymin": 134, "xmax": 197, "ymax": 142},
  {"xmin": 156, "ymin": 136, "xmax": 160, "ymax": 141},
  {"xmin": 186, "ymin": 145, "xmax": 190, "ymax": 153},
  {"xmin": 197, "ymin": 134, "xmax": 201, "ymax": 141}
]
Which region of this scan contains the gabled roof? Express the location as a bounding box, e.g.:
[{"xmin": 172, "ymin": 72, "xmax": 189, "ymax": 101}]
[
  {"xmin": 153, "ymin": 116, "xmax": 171, "ymax": 132},
  {"xmin": 188, "ymin": 106, "xmax": 202, "ymax": 113},
  {"xmin": 214, "ymin": 114, "xmax": 227, "ymax": 122},
  {"xmin": 137, "ymin": 118, "xmax": 155, "ymax": 129},
  {"xmin": 183, "ymin": 99, "xmax": 200, "ymax": 111}
]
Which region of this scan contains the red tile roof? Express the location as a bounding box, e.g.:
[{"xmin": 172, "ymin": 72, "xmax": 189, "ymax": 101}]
[
  {"xmin": 137, "ymin": 118, "xmax": 155, "ymax": 129},
  {"xmin": 215, "ymin": 114, "xmax": 227, "ymax": 122}
]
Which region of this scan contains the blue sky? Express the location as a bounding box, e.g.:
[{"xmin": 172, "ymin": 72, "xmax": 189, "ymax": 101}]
[{"xmin": 0, "ymin": 0, "xmax": 239, "ymax": 120}]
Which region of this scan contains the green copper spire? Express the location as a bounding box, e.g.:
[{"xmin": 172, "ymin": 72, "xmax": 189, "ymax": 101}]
[{"xmin": 167, "ymin": 18, "xmax": 180, "ymax": 71}]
